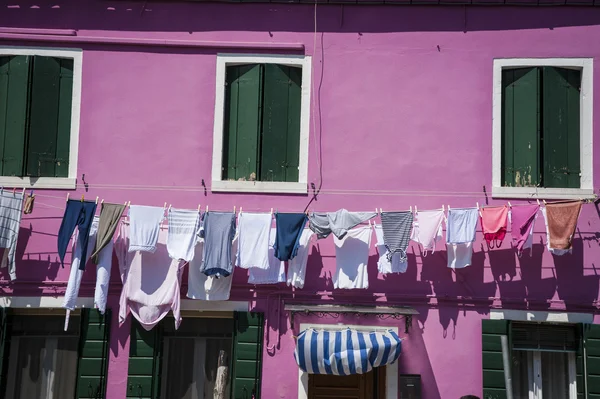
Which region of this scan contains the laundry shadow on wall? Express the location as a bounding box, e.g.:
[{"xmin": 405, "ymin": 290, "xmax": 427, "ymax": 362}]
[{"xmin": 519, "ymin": 243, "xmax": 556, "ymax": 309}]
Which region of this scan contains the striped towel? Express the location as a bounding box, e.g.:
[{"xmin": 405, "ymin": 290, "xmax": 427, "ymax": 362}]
[{"xmin": 380, "ymin": 211, "xmax": 413, "ymax": 263}]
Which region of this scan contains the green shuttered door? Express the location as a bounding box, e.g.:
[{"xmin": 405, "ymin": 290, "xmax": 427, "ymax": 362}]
[
  {"xmin": 76, "ymin": 309, "xmax": 111, "ymax": 399},
  {"xmin": 482, "ymin": 319, "xmax": 510, "ymax": 399},
  {"xmin": 232, "ymin": 312, "xmax": 264, "ymax": 399},
  {"xmin": 222, "ymin": 63, "xmax": 302, "ymax": 183},
  {"xmin": 127, "ymin": 321, "xmax": 162, "ymax": 399}
]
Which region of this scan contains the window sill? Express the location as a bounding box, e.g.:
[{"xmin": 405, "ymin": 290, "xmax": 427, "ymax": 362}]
[
  {"xmin": 0, "ymin": 177, "xmax": 76, "ymax": 190},
  {"xmin": 492, "ymin": 186, "xmax": 595, "ymax": 200},
  {"xmin": 211, "ymin": 180, "xmax": 307, "ymax": 194}
]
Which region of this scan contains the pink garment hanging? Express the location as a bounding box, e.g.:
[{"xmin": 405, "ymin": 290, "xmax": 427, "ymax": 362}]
[
  {"xmin": 510, "ymin": 205, "xmax": 540, "ymax": 256},
  {"xmin": 116, "ymin": 222, "xmax": 184, "ymax": 331},
  {"xmin": 480, "ymin": 206, "xmax": 509, "ymax": 248}
]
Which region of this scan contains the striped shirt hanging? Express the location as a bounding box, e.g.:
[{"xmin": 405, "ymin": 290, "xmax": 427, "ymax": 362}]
[
  {"xmin": 380, "ymin": 211, "xmax": 414, "ymax": 263},
  {"xmin": 294, "ymin": 328, "xmax": 402, "ymax": 375}
]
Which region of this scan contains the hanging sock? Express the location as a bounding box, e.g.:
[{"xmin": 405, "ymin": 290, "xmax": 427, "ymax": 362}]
[
  {"xmin": 509, "ymin": 205, "xmax": 539, "ymax": 256},
  {"xmin": 128, "ymin": 205, "xmax": 165, "ymax": 253},
  {"xmin": 286, "ymin": 229, "xmax": 314, "ymax": 288},
  {"xmin": 274, "ymin": 213, "xmax": 307, "ymax": 261},
  {"xmin": 542, "ymin": 201, "xmax": 582, "ymax": 255},
  {"xmin": 374, "ymin": 224, "xmax": 407, "ymax": 274},
  {"xmin": 58, "ymin": 199, "xmax": 97, "ymax": 270},
  {"xmin": 90, "ymin": 202, "xmax": 125, "ymax": 264},
  {"xmin": 200, "ymin": 212, "xmax": 236, "ymax": 277},
  {"xmin": 480, "ymin": 206, "xmax": 509, "ymax": 248},
  {"xmin": 333, "ymin": 226, "xmax": 372, "ymax": 289},
  {"xmin": 380, "ymin": 211, "xmax": 413, "ymax": 263},
  {"xmin": 446, "ymin": 208, "xmax": 478, "ymax": 269},
  {"xmin": 309, "ymin": 209, "xmax": 376, "ymax": 240},
  {"xmin": 236, "ymin": 212, "xmax": 272, "ymax": 270},
  {"xmin": 410, "ymin": 209, "xmax": 445, "ymax": 256},
  {"xmin": 167, "ymin": 208, "xmax": 201, "ymax": 262}
]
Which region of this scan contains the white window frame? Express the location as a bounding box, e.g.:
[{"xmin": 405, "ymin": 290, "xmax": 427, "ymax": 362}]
[
  {"xmin": 0, "ymin": 46, "xmax": 82, "ymax": 190},
  {"xmin": 492, "ymin": 58, "xmax": 594, "ymax": 200},
  {"xmin": 211, "ymin": 53, "xmax": 311, "ymax": 194},
  {"xmin": 297, "ymin": 323, "xmax": 398, "ymax": 399}
]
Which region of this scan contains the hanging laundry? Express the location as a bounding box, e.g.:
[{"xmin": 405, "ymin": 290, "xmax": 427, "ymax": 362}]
[
  {"xmin": 63, "ymin": 216, "xmax": 114, "ymax": 327},
  {"xmin": 480, "ymin": 206, "xmax": 509, "ymax": 248},
  {"xmin": 542, "ymin": 201, "xmax": 582, "ymax": 255},
  {"xmin": 128, "ymin": 205, "xmax": 165, "ymax": 253},
  {"xmin": 309, "ymin": 209, "xmax": 376, "ymax": 240},
  {"xmin": 187, "ymin": 234, "xmax": 236, "ymax": 301},
  {"xmin": 333, "ymin": 226, "xmax": 372, "ymax": 289},
  {"xmin": 58, "ymin": 199, "xmax": 97, "ymax": 270},
  {"xmin": 117, "ymin": 223, "xmax": 184, "ymax": 331},
  {"xmin": 287, "ymin": 229, "xmax": 314, "ymax": 288},
  {"xmin": 23, "ymin": 193, "xmax": 35, "ymax": 214},
  {"xmin": 380, "ymin": 211, "xmax": 413, "ymax": 263},
  {"xmin": 236, "ymin": 212, "xmax": 272, "ymax": 270},
  {"xmin": 410, "ymin": 209, "xmax": 445, "ymax": 255},
  {"xmin": 249, "ymin": 228, "xmax": 286, "ymax": 284},
  {"xmin": 274, "ymin": 213, "xmax": 308, "ymax": 261},
  {"xmin": 0, "ymin": 190, "xmax": 24, "ymax": 280},
  {"xmin": 509, "ymin": 205, "xmax": 539, "ymax": 256},
  {"xmin": 90, "ymin": 202, "xmax": 125, "ymax": 264},
  {"xmin": 446, "ymin": 208, "xmax": 478, "ymax": 269},
  {"xmin": 167, "ymin": 208, "xmax": 201, "ymax": 262},
  {"xmin": 199, "ymin": 212, "xmax": 236, "ymax": 277},
  {"xmin": 374, "ymin": 224, "xmax": 407, "ymax": 274}
]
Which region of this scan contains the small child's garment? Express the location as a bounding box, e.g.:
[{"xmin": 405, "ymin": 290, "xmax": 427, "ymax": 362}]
[
  {"xmin": 509, "ymin": 205, "xmax": 539, "ymax": 256},
  {"xmin": 309, "ymin": 209, "xmax": 377, "ymax": 240},
  {"xmin": 248, "ymin": 228, "xmax": 286, "ymax": 285},
  {"xmin": 0, "ymin": 190, "xmax": 24, "ymax": 280},
  {"xmin": 187, "ymin": 237, "xmax": 235, "ymax": 301},
  {"xmin": 200, "ymin": 212, "xmax": 236, "ymax": 277},
  {"xmin": 274, "ymin": 213, "xmax": 307, "ymax": 261},
  {"xmin": 286, "ymin": 229, "xmax": 314, "ymax": 288},
  {"xmin": 128, "ymin": 205, "xmax": 165, "ymax": 253},
  {"xmin": 58, "ymin": 199, "xmax": 97, "ymax": 269},
  {"xmin": 375, "ymin": 225, "xmax": 407, "ymax": 274},
  {"xmin": 167, "ymin": 208, "xmax": 201, "ymax": 262},
  {"xmin": 542, "ymin": 201, "xmax": 582, "ymax": 255},
  {"xmin": 333, "ymin": 226, "xmax": 372, "ymax": 289},
  {"xmin": 380, "ymin": 211, "xmax": 413, "ymax": 263},
  {"xmin": 480, "ymin": 206, "xmax": 509, "ymax": 248},
  {"xmin": 236, "ymin": 212, "xmax": 272, "ymax": 270},
  {"xmin": 117, "ymin": 223, "xmax": 184, "ymax": 331},
  {"xmin": 446, "ymin": 208, "xmax": 478, "ymax": 269},
  {"xmin": 410, "ymin": 209, "xmax": 445, "ymax": 255}
]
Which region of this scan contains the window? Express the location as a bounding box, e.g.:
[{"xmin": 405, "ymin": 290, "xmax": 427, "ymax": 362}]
[
  {"xmin": 492, "ymin": 58, "xmax": 593, "ymax": 199},
  {"xmin": 0, "ymin": 47, "xmax": 82, "ymax": 189},
  {"xmin": 0, "ymin": 309, "xmax": 111, "ymax": 399},
  {"xmin": 211, "ymin": 54, "xmax": 311, "ymax": 194}
]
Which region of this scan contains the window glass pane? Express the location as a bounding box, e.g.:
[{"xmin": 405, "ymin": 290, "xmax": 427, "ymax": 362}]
[
  {"xmin": 512, "ymin": 350, "xmax": 531, "ymax": 398},
  {"xmin": 541, "ymin": 351, "xmax": 570, "ymax": 399}
]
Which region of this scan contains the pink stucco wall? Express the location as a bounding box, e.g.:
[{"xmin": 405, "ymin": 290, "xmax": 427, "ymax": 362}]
[{"xmin": 1, "ymin": 2, "xmax": 600, "ymax": 398}]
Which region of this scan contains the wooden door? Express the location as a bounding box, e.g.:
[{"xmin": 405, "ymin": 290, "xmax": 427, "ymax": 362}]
[{"xmin": 308, "ymin": 367, "xmax": 386, "ymax": 399}]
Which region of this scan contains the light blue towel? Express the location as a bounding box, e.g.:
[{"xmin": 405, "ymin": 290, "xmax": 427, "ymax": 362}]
[
  {"xmin": 446, "ymin": 208, "xmax": 478, "ymax": 244},
  {"xmin": 128, "ymin": 205, "xmax": 165, "ymax": 252}
]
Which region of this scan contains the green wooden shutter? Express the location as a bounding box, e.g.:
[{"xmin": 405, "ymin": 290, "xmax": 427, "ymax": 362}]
[
  {"xmin": 0, "ymin": 55, "xmax": 29, "ymax": 177},
  {"xmin": 0, "ymin": 307, "xmax": 10, "ymax": 398},
  {"xmin": 482, "ymin": 319, "xmax": 510, "ymax": 399},
  {"xmin": 231, "ymin": 312, "xmax": 264, "ymax": 399},
  {"xmin": 222, "ymin": 64, "xmax": 262, "ymax": 181},
  {"xmin": 127, "ymin": 321, "xmax": 163, "ymax": 399},
  {"xmin": 501, "ymin": 67, "xmax": 541, "ymax": 188},
  {"xmin": 542, "ymin": 66, "xmax": 581, "ymax": 189},
  {"xmin": 260, "ymin": 64, "xmax": 302, "ymax": 183},
  {"xmin": 76, "ymin": 309, "xmax": 111, "ymax": 399},
  {"xmin": 582, "ymin": 324, "xmax": 600, "ymax": 399},
  {"xmin": 26, "ymin": 56, "xmax": 73, "ymax": 178}
]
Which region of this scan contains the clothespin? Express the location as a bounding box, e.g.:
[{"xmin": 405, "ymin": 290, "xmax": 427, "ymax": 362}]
[
  {"xmin": 536, "ymin": 199, "xmax": 540, "ymax": 205},
  {"xmin": 80, "ymin": 194, "xmax": 84, "ymax": 202},
  {"xmin": 95, "ymin": 196, "xmax": 99, "ymax": 204},
  {"xmin": 197, "ymin": 204, "xmax": 201, "ymax": 212},
  {"xmin": 101, "ymin": 199, "xmax": 104, "ymax": 205},
  {"xmin": 409, "ymin": 206, "xmax": 412, "ymax": 212},
  {"xmin": 233, "ymin": 205, "xmax": 236, "ymax": 213},
  {"xmin": 21, "ymin": 187, "xmax": 25, "ymax": 196},
  {"xmin": 543, "ymin": 200, "xmax": 547, "ymax": 205},
  {"xmin": 12, "ymin": 187, "xmax": 15, "ymax": 195},
  {"xmin": 205, "ymin": 205, "xmax": 209, "ymax": 213},
  {"xmin": 508, "ymin": 201, "xmax": 512, "ymax": 208},
  {"xmin": 415, "ymin": 205, "xmax": 418, "ymax": 213},
  {"xmin": 239, "ymin": 207, "xmax": 242, "ymax": 214},
  {"xmin": 448, "ymin": 204, "xmax": 451, "ymax": 210},
  {"xmin": 270, "ymin": 208, "xmax": 273, "ymax": 215},
  {"xmin": 66, "ymin": 193, "xmax": 70, "ymax": 202},
  {"xmin": 442, "ymin": 204, "xmax": 445, "ymax": 212},
  {"xmin": 123, "ymin": 201, "xmax": 128, "ymax": 207},
  {"xmin": 476, "ymin": 202, "xmax": 479, "ymax": 209},
  {"xmin": 163, "ymin": 202, "xmax": 167, "ymax": 209},
  {"xmin": 127, "ymin": 201, "xmax": 131, "ymax": 207},
  {"xmin": 168, "ymin": 204, "xmax": 172, "ymax": 211},
  {"xmin": 379, "ymin": 208, "xmax": 383, "ymax": 213}
]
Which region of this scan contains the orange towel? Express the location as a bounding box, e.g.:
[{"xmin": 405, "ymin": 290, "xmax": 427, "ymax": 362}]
[{"xmin": 546, "ymin": 201, "xmax": 582, "ymax": 250}]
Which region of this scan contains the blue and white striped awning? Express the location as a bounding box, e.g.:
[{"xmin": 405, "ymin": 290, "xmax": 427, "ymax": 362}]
[{"xmin": 294, "ymin": 328, "xmax": 402, "ymax": 375}]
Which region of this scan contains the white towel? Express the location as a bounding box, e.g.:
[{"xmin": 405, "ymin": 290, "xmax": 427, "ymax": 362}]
[
  {"xmin": 187, "ymin": 235, "xmax": 237, "ymax": 301},
  {"xmin": 287, "ymin": 229, "xmax": 314, "ymax": 288},
  {"xmin": 333, "ymin": 226, "xmax": 372, "ymax": 289},
  {"xmin": 167, "ymin": 208, "xmax": 201, "ymax": 261},
  {"xmin": 236, "ymin": 212, "xmax": 272, "ymax": 270},
  {"xmin": 128, "ymin": 205, "xmax": 165, "ymax": 253},
  {"xmin": 248, "ymin": 228, "xmax": 286, "ymax": 284},
  {"xmin": 374, "ymin": 225, "xmax": 407, "ymax": 274}
]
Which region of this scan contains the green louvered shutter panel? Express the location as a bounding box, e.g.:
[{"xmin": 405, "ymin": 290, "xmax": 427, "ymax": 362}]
[
  {"xmin": 542, "ymin": 66, "xmax": 581, "ymax": 189},
  {"xmin": 26, "ymin": 56, "xmax": 73, "ymax": 178},
  {"xmin": 222, "ymin": 64, "xmax": 262, "ymax": 182},
  {"xmin": 0, "ymin": 56, "xmax": 29, "ymax": 177},
  {"xmin": 260, "ymin": 64, "xmax": 302, "ymax": 182},
  {"xmin": 76, "ymin": 309, "xmax": 111, "ymax": 399},
  {"xmin": 501, "ymin": 67, "xmax": 541, "ymax": 188},
  {"xmin": 582, "ymin": 324, "xmax": 600, "ymax": 399},
  {"xmin": 0, "ymin": 308, "xmax": 10, "ymax": 398},
  {"xmin": 127, "ymin": 321, "xmax": 163, "ymax": 399},
  {"xmin": 231, "ymin": 312, "xmax": 264, "ymax": 399},
  {"xmin": 482, "ymin": 319, "xmax": 510, "ymax": 399}
]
